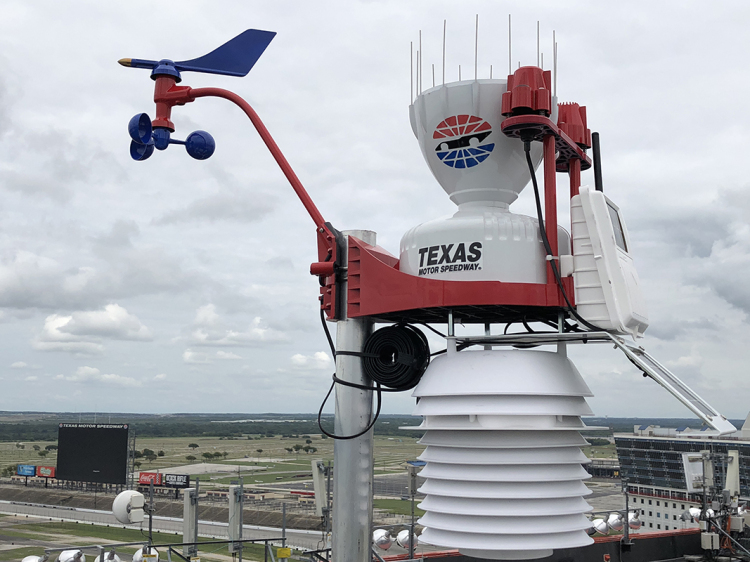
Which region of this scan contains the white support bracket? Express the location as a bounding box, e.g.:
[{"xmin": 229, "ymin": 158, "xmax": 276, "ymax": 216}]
[{"xmin": 607, "ymin": 334, "xmax": 736, "ymax": 435}]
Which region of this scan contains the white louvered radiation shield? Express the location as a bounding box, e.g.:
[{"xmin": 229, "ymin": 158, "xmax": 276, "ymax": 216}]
[{"xmin": 408, "ymin": 349, "xmax": 596, "ymax": 560}]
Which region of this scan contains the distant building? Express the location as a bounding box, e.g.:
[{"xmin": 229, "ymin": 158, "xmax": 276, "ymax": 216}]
[{"xmin": 614, "ymin": 414, "xmax": 750, "ymax": 532}]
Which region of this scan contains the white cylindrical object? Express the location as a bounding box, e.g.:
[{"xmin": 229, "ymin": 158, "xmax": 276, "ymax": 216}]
[
  {"xmin": 58, "ymin": 551, "xmax": 85, "ymax": 562},
  {"xmin": 410, "ymin": 349, "xmax": 594, "ymax": 560},
  {"xmin": 132, "ymin": 548, "xmax": 158, "ymax": 562},
  {"xmin": 399, "ymin": 206, "xmax": 571, "ymax": 283},
  {"xmin": 607, "ymin": 512, "xmax": 624, "ymax": 532},
  {"xmin": 628, "ymin": 511, "xmax": 642, "ymax": 530},
  {"xmin": 373, "ymin": 529, "xmax": 393, "ymax": 550},
  {"xmin": 396, "ymin": 529, "xmax": 419, "ymax": 550},
  {"xmin": 592, "ymin": 518, "xmax": 609, "ymax": 536}
]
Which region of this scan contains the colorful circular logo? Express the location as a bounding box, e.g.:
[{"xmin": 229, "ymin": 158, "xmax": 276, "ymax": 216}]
[{"xmin": 433, "ymin": 115, "xmax": 494, "ymax": 169}]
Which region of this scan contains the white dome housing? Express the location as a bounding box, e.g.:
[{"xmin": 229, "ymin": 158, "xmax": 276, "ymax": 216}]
[
  {"xmin": 132, "ymin": 548, "xmax": 158, "ymax": 562},
  {"xmin": 409, "ymin": 80, "xmax": 554, "ymax": 207},
  {"xmin": 373, "ymin": 529, "xmax": 393, "ymax": 550},
  {"xmin": 402, "ymin": 79, "xmax": 565, "ymax": 284},
  {"xmin": 58, "ymin": 551, "xmax": 85, "ymax": 562},
  {"xmin": 409, "ymin": 349, "xmax": 594, "ymax": 560}
]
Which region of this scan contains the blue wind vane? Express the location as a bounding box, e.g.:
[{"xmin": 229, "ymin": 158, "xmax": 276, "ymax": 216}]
[{"xmin": 120, "ymin": 29, "xmax": 276, "ymax": 161}]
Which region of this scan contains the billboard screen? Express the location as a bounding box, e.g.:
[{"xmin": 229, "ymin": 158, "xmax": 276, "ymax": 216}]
[
  {"xmin": 164, "ymin": 473, "xmax": 190, "ymax": 488},
  {"xmin": 56, "ymin": 423, "xmax": 129, "ymax": 484},
  {"xmin": 139, "ymin": 472, "xmax": 162, "ymax": 485},
  {"xmin": 17, "ymin": 465, "xmax": 35, "ymax": 476},
  {"xmin": 36, "ymin": 466, "xmax": 56, "ymax": 478}
]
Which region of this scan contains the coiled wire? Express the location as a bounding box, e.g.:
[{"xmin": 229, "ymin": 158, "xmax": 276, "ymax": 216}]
[{"xmin": 361, "ymin": 324, "xmax": 430, "ymax": 391}]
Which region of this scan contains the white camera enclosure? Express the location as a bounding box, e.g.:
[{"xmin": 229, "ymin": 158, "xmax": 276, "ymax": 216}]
[{"xmin": 571, "ymin": 186, "xmax": 648, "ymax": 337}]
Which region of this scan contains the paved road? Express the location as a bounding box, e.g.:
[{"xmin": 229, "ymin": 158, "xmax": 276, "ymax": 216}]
[{"xmin": 0, "ymin": 500, "xmax": 326, "ymax": 551}]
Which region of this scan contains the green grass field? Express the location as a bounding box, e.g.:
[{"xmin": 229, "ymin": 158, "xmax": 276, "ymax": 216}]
[{"xmin": 373, "ymin": 498, "xmax": 425, "ymax": 517}]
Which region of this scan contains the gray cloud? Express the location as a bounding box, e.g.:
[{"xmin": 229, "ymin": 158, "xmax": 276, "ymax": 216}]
[
  {"xmin": 153, "ymin": 192, "xmax": 277, "ymax": 225},
  {"xmin": 32, "ymin": 304, "xmax": 152, "ymax": 355},
  {"xmin": 186, "ymin": 304, "xmax": 288, "ymax": 347}
]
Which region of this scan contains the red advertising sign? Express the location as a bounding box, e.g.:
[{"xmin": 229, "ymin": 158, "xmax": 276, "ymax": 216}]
[
  {"xmin": 138, "ymin": 472, "xmax": 162, "ymax": 485},
  {"xmin": 36, "ymin": 466, "xmax": 55, "ymax": 478}
]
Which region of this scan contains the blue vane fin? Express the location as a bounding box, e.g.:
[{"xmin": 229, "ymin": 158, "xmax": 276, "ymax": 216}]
[{"xmin": 174, "ymin": 29, "xmax": 276, "ymax": 77}]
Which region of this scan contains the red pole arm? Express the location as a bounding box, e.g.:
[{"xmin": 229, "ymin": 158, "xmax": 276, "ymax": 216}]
[
  {"xmin": 569, "ymin": 158, "xmax": 581, "ymax": 199},
  {"xmin": 543, "ymin": 135, "xmax": 558, "ymax": 284},
  {"xmin": 189, "ymin": 87, "xmax": 328, "ymax": 229}
]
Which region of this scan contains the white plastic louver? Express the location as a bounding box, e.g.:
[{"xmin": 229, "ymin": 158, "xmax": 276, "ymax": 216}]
[{"xmin": 408, "ymin": 349, "xmax": 596, "ymax": 560}]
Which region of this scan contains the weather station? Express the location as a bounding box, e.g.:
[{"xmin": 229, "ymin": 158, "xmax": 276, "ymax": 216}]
[{"xmin": 118, "ymin": 20, "xmax": 736, "ymax": 562}]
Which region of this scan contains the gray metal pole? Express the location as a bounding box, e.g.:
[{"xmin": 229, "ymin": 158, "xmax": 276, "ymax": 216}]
[
  {"xmin": 239, "ymin": 477, "xmax": 243, "ymax": 562},
  {"xmin": 332, "ymin": 230, "xmax": 376, "ymax": 562},
  {"xmin": 281, "ymin": 502, "xmax": 287, "ymax": 561},
  {"xmin": 148, "ymin": 482, "xmax": 154, "ymax": 552},
  {"xmin": 194, "ymin": 478, "xmax": 200, "ymax": 558}
]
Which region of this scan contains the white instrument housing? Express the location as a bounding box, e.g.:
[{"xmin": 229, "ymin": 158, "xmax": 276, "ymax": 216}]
[
  {"xmin": 409, "ymin": 349, "xmax": 595, "ymax": 560},
  {"xmin": 112, "ymin": 490, "xmax": 145, "ymax": 524},
  {"xmin": 571, "ymin": 187, "xmax": 648, "ymax": 337}
]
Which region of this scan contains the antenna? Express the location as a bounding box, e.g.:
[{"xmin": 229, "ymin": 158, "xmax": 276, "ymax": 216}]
[
  {"xmin": 416, "ymin": 49, "xmax": 421, "ymax": 95},
  {"xmin": 410, "ymin": 42, "xmax": 413, "ymax": 103},
  {"xmin": 432, "ymin": 63, "xmax": 435, "ymax": 88},
  {"xmin": 537, "ymin": 21, "xmax": 540, "ymax": 67},
  {"xmin": 442, "ymin": 20, "xmax": 446, "ymax": 85},
  {"xmin": 541, "ymin": 52, "xmax": 544, "ymax": 69},
  {"xmin": 458, "ymin": 64, "xmax": 461, "ymax": 81},
  {"xmin": 474, "ymin": 14, "xmax": 479, "ymax": 81},
  {"xmin": 553, "ymin": 30, "xmax": 557, "ymax": 98},
  {"xmin": 490, "ymin": 64, "xmax": 493, "ymax": 79},
  {"xmin": 508, "ymin": 14, "xmax": 512, "ymax": 75},
  {"xmin": 419, "ymin": 30, "xmax": 423, "ymax": 95}
]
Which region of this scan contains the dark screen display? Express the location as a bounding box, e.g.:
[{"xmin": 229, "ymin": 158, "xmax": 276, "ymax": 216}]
[
  {"xmin": 56, "ymin": 424, "xmax": 129, "ymax": 484},
  {"xmin": 607, "ymin": 201, "xmax": 628, "ymax": 253}
]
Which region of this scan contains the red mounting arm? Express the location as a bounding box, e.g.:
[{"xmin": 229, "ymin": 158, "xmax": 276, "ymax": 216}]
[{"xmin": 151, "ymin": 76, "xmax": 345, "ymax": 319}]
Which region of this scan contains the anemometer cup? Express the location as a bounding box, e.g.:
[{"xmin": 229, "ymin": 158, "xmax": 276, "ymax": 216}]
[
  {"xmin": 128, "ymin": 113, "xmax": 155, "ymax": 160},
  {"xmin": 128, "ymin": 113, "xmax": 152, "ymax": 144},
  {"xmin": 130, "ymin": 140, "xmax": 154, "ymax": 161},
  {"xmin": 185, "ymin": 130, "xmax": 215, "ymax": 160}
]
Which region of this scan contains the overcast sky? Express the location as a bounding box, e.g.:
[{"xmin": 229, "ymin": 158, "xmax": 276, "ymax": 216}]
[{"xmin": 0, "ymin": 1, "xmax": 749, "ymax": 421}]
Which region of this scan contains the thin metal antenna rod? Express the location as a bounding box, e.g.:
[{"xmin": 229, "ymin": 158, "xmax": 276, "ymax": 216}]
[
  {"xmin": 553, "ymin": 30, "xmax": 557, "ymax": 98},
  {"xmin": 541, "ymin": 52, "xmax": 544, "ymax": 69},
  {"xmin": 474, "ymin": 14, "xmax": 479, "ymax": 80},
  {"xmin": 554, "ymin": 41, "xmax": 558, "ymax": 97},
  {"xmin": 490, "ymin": 64, "xmax": 493, "ymax": 79},
  {"xmin": 432, "ymin": 63, "xmax": 435, "ymax": 88},
  {"xmin": 508, "ymin": 14, "xmax": 512, "ymax": 75},
  {"xmin": 459, "ymin": 65, "xmax": 461, "ymax": 81},
  {"xmin": 419, "ymin": 30, "xmax": 423, "ymax": 95},
  {"xmin": 442, "ymin": 19, "xmax": 446, "ymax": 85},
  {"xmin": 537, "ymin": 21, "xmax": 540, "ymax": 67},
  {"xmin": 410, "ymin": 42, "xmax": 413, "ymax": 103},
  {"xmin": 416, "ymin": 49, "xmax": 421, "ymax": 95}
]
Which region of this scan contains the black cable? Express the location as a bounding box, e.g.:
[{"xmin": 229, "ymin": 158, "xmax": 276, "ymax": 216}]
[
  {"xmin": 361, "ymin": 324, "xmax": 429, "ymax": 391},
  {"xmin": 317, "ymin": 378, "xmax": 382, "ymax": 440},
  {"xmin": 415, "ymin": 322, "xmax": 447, "ymax": 338},
  {"xmin": 523, "ymin": 140, "xmax": 604, "ymax": 332},
  {"xmin": 320, "ymin": 305, "xmax": 336, "ymax": 358},
  {"xmin": 317, "ymin": 302, "xmax": 383, "ymax": 440}
]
